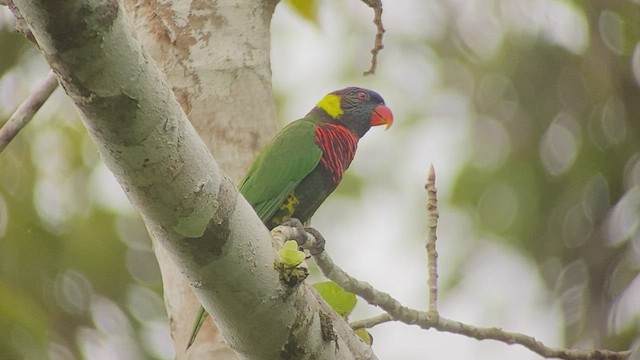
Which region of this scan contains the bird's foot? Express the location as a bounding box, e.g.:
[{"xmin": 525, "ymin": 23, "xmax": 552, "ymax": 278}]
[
  {"xmin": 281, "ymin": 218, "xmax": 307, "ymax": 245},
  {"xmin": 303, "ymin": 227, "xmax": 326, "ymax": 256},
  {"xmin": 280, "ymin": 218, "xmax": 325, "ymax": 256}
]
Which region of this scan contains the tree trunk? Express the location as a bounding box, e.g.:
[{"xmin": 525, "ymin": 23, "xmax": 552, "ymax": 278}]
[
  {"xmin": 120, "ymin": 0, "xmax": 278, "ymax": 356},
  {"xmin": 12, "ymin": 0, "xmax": 376, "ymax": 358}
]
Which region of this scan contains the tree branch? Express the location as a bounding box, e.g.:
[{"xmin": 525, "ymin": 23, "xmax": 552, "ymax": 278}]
[
  {"xmin": 350, "ymin": 313, "xmax": 392, "ymax": 330},
  {"xmin": 273, "ymin": 218, "xmax": 631, "ymax": 359},
  {"xmin": 12, "ymin": 0, "xmax": 375, "ymax": 358},
  {"xmin": 0, "ymin": 71, "xmax": 58, "ymax": 154},
  {"xmin": 119, "ymin": 0, "xmax": 278, "ymax": 355},
  {"xmin": 425, "ymin": 163, "xmax": 439, "ymax": 315},
  {"xmin": 316, "ymin": 237, "xmax": 629, "ymax": 359},
  {"xmin": 360, "ymin": 0, "xmax": 386, "ymax": 76}
]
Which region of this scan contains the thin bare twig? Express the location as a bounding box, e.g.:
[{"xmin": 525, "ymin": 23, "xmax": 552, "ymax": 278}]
[
  {"xmin": 425, "ymin": 164, "xmax": 439, "ymax": 315},
  {"xmin": 350, "ymin": 313, "xmax": 392, "ymax": 330},
  {"xmin": 272, "ymin": 225, "xmax": 631, "ymax": 360},
  {"xmin": 315, "ymin": 249, "xmax": 629, "ymax": 360},
  {"xmin": 360, "ymin": 0, "xmax": 385, "ymax": 76},
  {"xmin": 0, "ymin": 71, "xmax": 58, "ymax": 153}
]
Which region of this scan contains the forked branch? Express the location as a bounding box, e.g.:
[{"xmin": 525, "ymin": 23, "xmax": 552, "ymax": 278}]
[{"xmin": 271, "ymin": 165, "xmax": 632, "ymax": 360}]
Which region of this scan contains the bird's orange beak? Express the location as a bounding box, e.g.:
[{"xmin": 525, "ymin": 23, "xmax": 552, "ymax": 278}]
[{"xmin": 371, "ymin": 104, "xmax": 393, "ymax": 130}]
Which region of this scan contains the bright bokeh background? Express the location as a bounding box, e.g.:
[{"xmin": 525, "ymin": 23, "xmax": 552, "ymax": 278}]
[{"xmin": 1, "ymin": 0, "xmax": 639, "ymax": 359}]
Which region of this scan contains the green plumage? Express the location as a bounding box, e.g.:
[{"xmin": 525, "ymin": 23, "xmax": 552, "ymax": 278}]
[{"xmin": 238, "ymin": 118, "xmax": 323, "ymax": 227}]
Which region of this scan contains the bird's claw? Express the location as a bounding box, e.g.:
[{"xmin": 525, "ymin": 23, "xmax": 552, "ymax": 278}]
[
  {"xmin": 281, "ymin": 218, "xmax": 307, "ymax": 246},
  {"xmin": 303, "ymin": 227, "xmax": 326, "ymax": 256},
  {"xmin": 280, "ymin": 218, "xmax": 325, "ymax": 256}
]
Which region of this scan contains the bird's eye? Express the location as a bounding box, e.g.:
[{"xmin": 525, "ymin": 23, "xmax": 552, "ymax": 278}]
[{"xmin": 357, "ymin": 92, "xmax": 368, "ymax": 100}]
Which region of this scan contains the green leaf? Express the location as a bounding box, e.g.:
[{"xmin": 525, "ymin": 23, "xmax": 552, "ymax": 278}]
[
  {"xmin": 355, "ymin": 328, "xmax": 373, "ymax": 345},
  {"xmin": 285, "ymin": 0, "xmax": 319, "ymax": 24},
  {"xmin": 278, "ymin": 240, "xmax": 306, "ymax": 268},
  {"xmin": 313, "ymin": 281, "xmax": 357, "ymax": 317}
]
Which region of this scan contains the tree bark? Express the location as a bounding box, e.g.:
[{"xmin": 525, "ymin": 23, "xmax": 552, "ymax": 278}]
[
  {"xmin": 119, "ymin": 0, "xmax": 278, "ymax": 356},
  {"xmin": 12, "ymin": 0, "xmax": 376, "ymax": 358}
]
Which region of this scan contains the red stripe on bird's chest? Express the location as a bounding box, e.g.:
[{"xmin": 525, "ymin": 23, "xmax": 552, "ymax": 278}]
[{"xmin": 314, "ymin": 123, "xmax": 359, "ymax": 185}]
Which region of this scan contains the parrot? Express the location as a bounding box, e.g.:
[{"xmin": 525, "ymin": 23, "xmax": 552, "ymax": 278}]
[{"xmin": 186, "ymin": 86, "xmax": 393, "ymax": 349}]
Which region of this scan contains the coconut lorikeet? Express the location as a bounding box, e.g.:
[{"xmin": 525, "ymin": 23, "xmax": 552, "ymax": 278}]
[{"xmin": 186, "ymin": 87, "xmax": 393, "ymax": 349}]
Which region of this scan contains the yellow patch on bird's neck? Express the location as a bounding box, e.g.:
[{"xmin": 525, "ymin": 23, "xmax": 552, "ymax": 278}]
[{"xmin": 316, "ymin": 93, "xmax": 343, "ymax": 119}]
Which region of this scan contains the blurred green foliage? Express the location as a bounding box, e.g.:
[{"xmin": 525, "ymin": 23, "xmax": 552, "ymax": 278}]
[
  {"xmin": 2, "ymin": 0, "xmax": 640, "ymax": 359},
  {"xmin": 0, "ymin": 22, "xmax": 165, "ymax": 359},
  {"xmin": 0, "ymin": 102, "xmax": 164, "ymax": 358},
  {"xmin": 444, "ymin": 1, "xmax": 640, "ymax": 349}
]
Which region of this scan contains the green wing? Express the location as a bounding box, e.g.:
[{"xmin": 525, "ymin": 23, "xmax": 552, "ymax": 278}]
[
  {"xmin": 187, "ymin": 119, "xmax": 322, "ymax": 350},
  {"xmin": 238, "ymin": 118, "xmax": 323, "ymax": 222}
]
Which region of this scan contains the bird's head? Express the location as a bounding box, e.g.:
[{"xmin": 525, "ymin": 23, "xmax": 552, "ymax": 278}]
[{"xmin": 315, "ymin": 87, "xmax": 393, "ymax": 138}]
